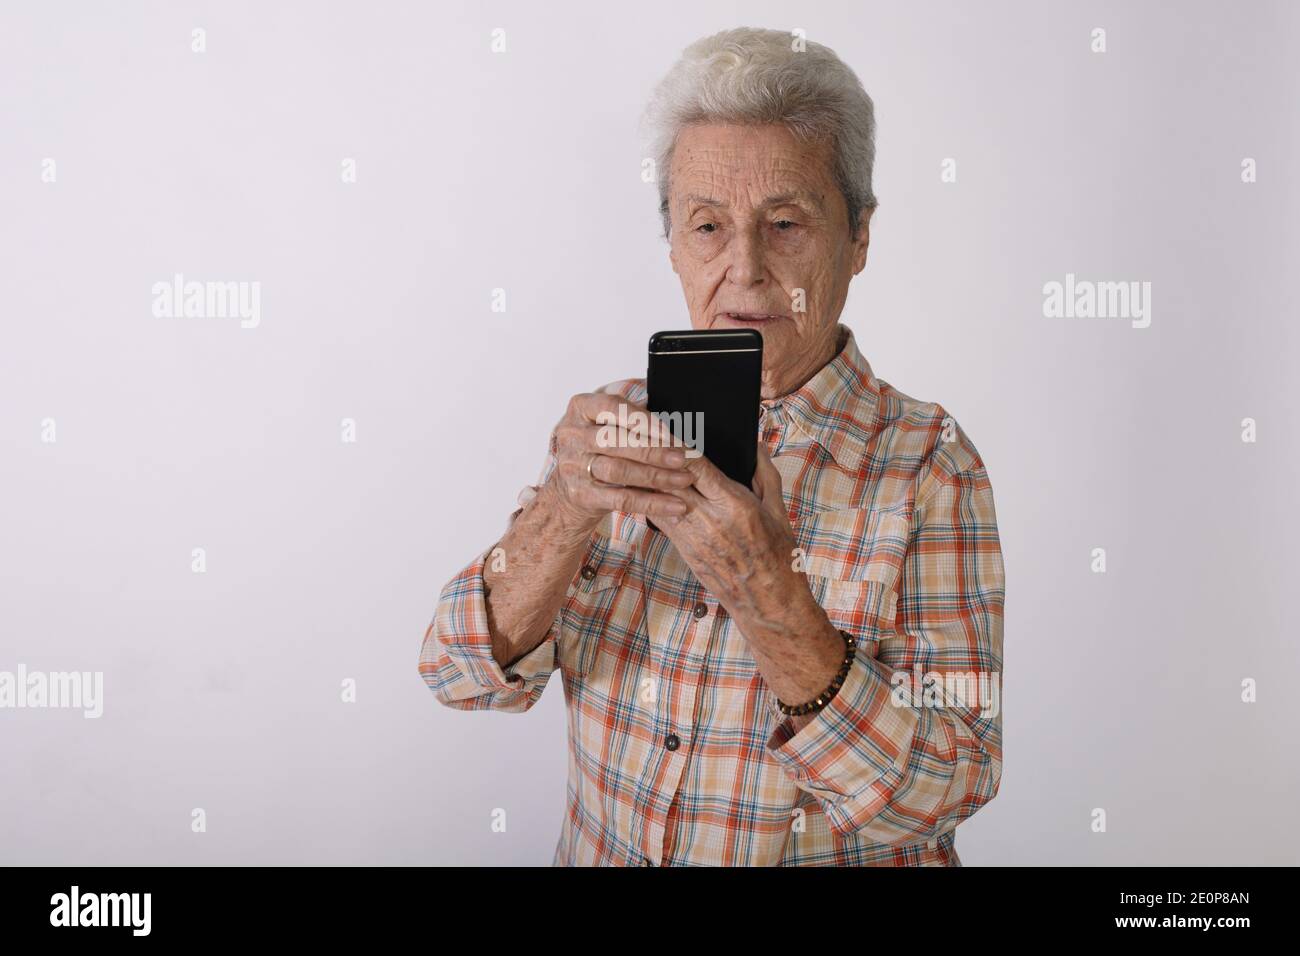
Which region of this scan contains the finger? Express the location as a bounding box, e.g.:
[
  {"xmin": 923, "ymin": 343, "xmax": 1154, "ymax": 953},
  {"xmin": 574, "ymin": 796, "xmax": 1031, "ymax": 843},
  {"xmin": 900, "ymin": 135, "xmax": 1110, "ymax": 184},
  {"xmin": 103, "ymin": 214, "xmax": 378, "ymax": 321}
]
[
  {"xmin": 562, "ymin": 422, "xmax": 687, "ymax": 470},
  {"xmin": 577, "ymin": 406, "xmax": 688, "ymax": 468},
  {"xmin": 661, "ymin": 481, "xmax": 708, "ymax": 509},
  {"xmin": 574, "ymin": 394, "xmax": 681, "ymax": 450},
  {"xmin": 630, "ymin": 406, "xmax": 682, "ymax": 450},
  {"xmin": 588, "ymin": 454, "xmax": 696, "ymax": 492},
  {"xmin": 752, "ymin": 442, "xmax": 784, "ymax": 512},
  {"xmin": 584, "ymin": 484, "xmax": 689, "ymax": 518},
  {"xmin": 569, "ymin": 391, "xmax": 626, "ymax": 425},
  {"xmin": 683, "ymin": 452, "xmax": 739, "ymax": 501},
  {"xmin": 594, "ymin": 433, "xmax": 690, "ymax": 469}
]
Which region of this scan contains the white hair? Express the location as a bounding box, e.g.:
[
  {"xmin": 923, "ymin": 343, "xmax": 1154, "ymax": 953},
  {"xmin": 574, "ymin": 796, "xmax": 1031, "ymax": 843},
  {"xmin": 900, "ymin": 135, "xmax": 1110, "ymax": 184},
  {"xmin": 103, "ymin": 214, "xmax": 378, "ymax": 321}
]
[{"xmin": 642, "ymin": 27, "xmax": 878, "ymax": 240}]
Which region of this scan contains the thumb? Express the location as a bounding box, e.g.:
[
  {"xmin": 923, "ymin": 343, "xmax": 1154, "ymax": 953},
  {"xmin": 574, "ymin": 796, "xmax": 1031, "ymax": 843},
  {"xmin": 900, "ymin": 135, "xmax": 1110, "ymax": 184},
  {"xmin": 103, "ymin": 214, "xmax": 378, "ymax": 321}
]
[
  {"xmin": 752, "ymin": 441, "xmax": 785, "ymax": 515},
  {"xmin": 683, "ymin": 451, "xmax": 733, "ymax": 500}
]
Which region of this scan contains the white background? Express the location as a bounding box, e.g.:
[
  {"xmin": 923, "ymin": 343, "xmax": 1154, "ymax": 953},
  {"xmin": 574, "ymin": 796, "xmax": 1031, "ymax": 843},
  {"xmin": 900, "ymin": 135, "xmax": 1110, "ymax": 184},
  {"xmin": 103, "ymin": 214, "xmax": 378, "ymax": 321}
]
[{"xmin": 1, "ymin": 0, "xmax": 1296, "ymax": 864}]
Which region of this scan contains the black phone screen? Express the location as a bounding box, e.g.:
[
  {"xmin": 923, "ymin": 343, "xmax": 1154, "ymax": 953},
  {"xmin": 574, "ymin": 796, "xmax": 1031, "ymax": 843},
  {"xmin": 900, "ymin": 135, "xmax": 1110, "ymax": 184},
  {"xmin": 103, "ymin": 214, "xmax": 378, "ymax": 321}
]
[{"xmin": 646, "ymin": 329, "xmax": 763, "ymax": 488}]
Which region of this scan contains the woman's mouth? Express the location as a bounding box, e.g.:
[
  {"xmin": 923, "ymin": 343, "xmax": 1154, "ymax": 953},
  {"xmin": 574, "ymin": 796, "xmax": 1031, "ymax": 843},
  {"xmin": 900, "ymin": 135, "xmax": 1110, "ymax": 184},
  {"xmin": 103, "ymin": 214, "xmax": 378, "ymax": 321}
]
[{"xmin": 717, "ymin": 312, "xmax": 789, "ymax": 325}]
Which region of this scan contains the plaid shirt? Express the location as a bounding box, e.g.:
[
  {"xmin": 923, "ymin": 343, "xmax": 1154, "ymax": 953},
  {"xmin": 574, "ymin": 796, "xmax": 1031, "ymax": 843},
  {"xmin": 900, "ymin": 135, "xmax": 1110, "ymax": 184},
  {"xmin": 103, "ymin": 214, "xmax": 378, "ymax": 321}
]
[{"xmin": 420, "ymin": 325, "xmax": 1005, "ymax": 866}]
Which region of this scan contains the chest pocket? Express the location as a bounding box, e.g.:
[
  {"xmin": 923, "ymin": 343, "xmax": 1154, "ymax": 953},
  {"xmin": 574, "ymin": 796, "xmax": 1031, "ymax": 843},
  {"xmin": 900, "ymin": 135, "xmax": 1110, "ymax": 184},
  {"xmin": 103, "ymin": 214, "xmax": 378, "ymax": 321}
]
[
  {"xmin": 558, "ymin": 534, "xmax": 636, "ymax": 678},
  {"xmin": 796, "ymin": 506, "xmax": 911, "ymax": 648},
  {"xmin": 812, "ymin": 577, "xmax": 899, "ymax": 650}
]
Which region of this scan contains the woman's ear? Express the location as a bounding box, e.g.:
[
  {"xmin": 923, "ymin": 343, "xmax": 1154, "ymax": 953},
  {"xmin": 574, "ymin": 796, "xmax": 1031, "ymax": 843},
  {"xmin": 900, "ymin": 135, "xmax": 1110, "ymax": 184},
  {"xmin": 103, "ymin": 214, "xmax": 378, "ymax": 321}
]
[{"xmin": 852, "ymin": 208, "xmax": 873, "ymax": 275}]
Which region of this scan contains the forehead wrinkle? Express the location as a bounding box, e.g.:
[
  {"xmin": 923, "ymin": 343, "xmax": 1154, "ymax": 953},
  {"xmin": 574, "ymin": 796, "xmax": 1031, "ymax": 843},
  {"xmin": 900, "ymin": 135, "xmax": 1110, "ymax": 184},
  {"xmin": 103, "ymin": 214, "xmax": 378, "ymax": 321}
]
[
  {"xmin": 672, "ymin": 159, "xmax": 833, "ymax": 208},
  {"xmin": 677, "ymin": 183, "xmax": 829, "ymax": 215},
  {"xmin": 669, "ymin": 130, "xmax": 840, "ymax": 223}
]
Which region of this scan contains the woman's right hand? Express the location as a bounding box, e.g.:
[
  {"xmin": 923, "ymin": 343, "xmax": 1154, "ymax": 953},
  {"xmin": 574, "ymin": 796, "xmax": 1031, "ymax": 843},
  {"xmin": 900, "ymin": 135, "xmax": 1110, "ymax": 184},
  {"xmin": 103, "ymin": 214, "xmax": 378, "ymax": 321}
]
[{"xmin": 542, "ymin": 392, "xmax": 695, "ymax": 529}]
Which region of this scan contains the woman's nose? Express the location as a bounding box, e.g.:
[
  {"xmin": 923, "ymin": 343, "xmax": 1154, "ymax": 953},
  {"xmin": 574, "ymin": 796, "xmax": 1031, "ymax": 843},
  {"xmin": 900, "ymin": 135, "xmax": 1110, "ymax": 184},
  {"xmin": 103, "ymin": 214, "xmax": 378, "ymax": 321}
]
[{"xmin": 725, "ymin": 225, "xmax": 766, "ymax": 286}]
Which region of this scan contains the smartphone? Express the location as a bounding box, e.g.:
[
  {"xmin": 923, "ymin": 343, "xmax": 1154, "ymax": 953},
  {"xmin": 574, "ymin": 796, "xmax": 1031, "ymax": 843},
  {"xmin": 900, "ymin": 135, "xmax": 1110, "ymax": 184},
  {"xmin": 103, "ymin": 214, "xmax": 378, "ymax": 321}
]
[{"xmin": 647, "ymin": 329, "xmax": 763, "ymax": 488}]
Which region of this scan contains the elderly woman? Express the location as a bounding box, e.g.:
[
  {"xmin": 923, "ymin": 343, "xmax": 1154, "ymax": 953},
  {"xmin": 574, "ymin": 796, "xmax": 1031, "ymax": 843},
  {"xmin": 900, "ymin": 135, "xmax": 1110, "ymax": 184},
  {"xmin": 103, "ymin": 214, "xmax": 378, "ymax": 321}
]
[{"xmin": 420, "ymin": 27, "xmax": 1005, "ymax": 866}]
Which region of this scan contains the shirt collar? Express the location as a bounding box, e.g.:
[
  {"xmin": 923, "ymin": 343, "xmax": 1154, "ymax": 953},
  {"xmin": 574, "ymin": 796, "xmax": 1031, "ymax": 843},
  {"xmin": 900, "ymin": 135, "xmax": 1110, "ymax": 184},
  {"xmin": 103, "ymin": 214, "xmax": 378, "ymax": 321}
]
[{"xmin": 759, "ymin": 324, "xmax": 881, "ymax": 472}]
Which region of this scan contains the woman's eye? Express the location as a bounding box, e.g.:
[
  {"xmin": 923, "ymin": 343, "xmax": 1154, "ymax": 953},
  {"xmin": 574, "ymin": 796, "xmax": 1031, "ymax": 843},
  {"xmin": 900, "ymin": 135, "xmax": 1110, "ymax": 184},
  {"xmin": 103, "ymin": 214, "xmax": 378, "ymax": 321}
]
[
  {"xmin": 695, "ymin": 222, "xmax": 717, "ymax": 234},
  {"xmin": 773, "ymin": 219, "xmax": 796, "ymax": 231}
]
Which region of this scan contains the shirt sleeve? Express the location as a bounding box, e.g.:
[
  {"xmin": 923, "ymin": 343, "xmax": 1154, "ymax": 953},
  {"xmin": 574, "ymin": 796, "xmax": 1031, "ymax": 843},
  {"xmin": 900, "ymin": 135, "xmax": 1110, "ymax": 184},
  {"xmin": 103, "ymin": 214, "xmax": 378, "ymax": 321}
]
[
  {"xmin": 417, "ymin": 447, "xmax": 563, "ymax": 713},
  {"xmin": 765, "ymin": 460, "xmax": 1006, "ymax": 844}
]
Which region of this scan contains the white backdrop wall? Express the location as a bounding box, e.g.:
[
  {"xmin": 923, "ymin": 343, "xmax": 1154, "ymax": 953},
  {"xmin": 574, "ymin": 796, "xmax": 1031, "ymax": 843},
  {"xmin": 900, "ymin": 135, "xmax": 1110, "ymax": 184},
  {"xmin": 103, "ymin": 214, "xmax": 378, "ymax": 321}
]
[{"xmin": 1, "ymin": 0, "xmax": 1296, "ymax": 864}]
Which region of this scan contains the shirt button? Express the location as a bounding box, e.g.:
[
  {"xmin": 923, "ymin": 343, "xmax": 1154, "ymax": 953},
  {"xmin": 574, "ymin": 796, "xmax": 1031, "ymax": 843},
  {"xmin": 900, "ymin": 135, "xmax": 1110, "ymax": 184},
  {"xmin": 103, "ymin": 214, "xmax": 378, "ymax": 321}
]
[
  {"xmin": 692, "ymin": 602, "xmax": 707, "ymax": 619},
  {"xmin": 580, "ymin": 565, "xmax": 596, "ymax": 581},
  {"xmin": 665, "ymin": 733, "xmax": 680, "ymax": 751}
]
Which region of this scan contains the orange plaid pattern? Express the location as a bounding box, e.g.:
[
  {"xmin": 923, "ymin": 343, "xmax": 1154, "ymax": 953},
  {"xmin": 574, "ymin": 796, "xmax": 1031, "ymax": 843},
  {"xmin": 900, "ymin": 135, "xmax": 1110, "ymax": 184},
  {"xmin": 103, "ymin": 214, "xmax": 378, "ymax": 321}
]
[{"xmin": 420, "ymin": 325, "xmax": 1006, "ymax": 865}]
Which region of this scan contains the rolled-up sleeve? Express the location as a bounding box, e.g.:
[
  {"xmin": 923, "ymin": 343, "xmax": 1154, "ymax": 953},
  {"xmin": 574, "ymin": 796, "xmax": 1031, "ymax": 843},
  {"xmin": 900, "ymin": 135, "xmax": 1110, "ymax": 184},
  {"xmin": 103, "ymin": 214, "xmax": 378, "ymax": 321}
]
[
  {"xmin": 417, "ymin": 548, "xmax": 560, "ymax": 712},
  {"xmin": 418, "ymin": 449, "xmax": 562, "ymax": 713},
  {"xmin": 766, "ymin": 462, "xmax": 1005, "ymax": 843}
]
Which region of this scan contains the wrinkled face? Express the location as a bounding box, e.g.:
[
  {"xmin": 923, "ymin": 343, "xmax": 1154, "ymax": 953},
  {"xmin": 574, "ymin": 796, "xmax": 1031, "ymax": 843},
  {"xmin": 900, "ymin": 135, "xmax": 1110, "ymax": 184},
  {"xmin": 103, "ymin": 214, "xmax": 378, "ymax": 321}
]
[{"xmin": 667, "ymin": 122, "xmax": 871, "ymax": 399}]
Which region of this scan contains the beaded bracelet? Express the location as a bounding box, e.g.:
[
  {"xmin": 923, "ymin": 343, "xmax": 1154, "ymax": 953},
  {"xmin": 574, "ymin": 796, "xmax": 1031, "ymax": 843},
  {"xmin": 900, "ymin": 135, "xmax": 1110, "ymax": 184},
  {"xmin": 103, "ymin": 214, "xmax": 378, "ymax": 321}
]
[{"xmin": 776, "ymin": 629, "xmax": 858, "ymax": 716}]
